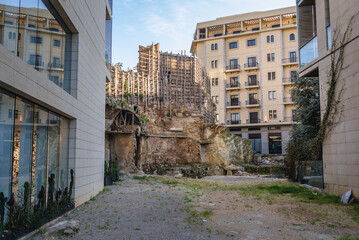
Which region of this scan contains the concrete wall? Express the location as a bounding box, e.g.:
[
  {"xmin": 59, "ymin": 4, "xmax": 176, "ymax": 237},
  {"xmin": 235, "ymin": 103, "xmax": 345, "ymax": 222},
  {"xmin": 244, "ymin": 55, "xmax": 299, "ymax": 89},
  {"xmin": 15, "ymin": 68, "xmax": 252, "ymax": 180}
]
[
  {"xmin": 298, "ymin": 0, "xmax": 359, "ymax": 197},
  {"xmin": 0, "ymin": 0, "xmax": 111, "ymax": 206}
]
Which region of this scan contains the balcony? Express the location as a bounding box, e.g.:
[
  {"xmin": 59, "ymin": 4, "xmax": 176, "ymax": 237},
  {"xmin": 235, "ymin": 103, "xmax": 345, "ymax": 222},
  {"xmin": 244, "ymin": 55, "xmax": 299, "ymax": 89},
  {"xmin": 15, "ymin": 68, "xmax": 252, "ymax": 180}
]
[
  {"xmin": 244, "ymin": 62, "xmax": 259, "ymax": 71},
  {"xmin": 246, "ymin": 118, "xmax": 261, "ymax": 124},
  {"xmin": 284, "ymin": 97, "xmax": 294, "ymax": 104},
  {"xmin": 226, "ymin": 100, "xmax": 241, "ymax": 108},
  {"xmin": 282, "ymin": 77, "xmax": 295, "ymax": 85},
  {"xmin": 282, "ymin": 57, "xmax": 298, "ymax": 66},
  {"xmin": 245, "ymin": 99, "xmax": 260, "ymax": 107},
  {"xmin": 227, "ymin": 120, "xmax": 241, "ymax": 125},
  {"xmin": 48, "ymin": 62, "xmax": 64, "ymax": 70},
  {"xmin": 226, "ymin": 82, "xmax": 240, "ymax": 90},
  {"xmin": 28, "ymin": 60, "xmax": 44, "ymax": 68},
  {"xmin": 244, "ymin": 80, "xmax": 259, "ymax": 89},
  {"xmin": 284, "ymin": 117, "xmax": 298, "ymax": 123},
  {"xmin": 299, "ymin": 36, "xmax": 318, "ymax": 68},
  {"xmin": 226, "ymin": 64, "xmax": 240, "ymax": 72}
]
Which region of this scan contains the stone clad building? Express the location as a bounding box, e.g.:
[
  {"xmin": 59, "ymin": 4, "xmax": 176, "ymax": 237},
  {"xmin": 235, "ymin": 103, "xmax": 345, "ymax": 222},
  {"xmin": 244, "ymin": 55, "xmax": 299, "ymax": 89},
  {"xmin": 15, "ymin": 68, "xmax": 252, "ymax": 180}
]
[
  {"xmin": 296, "ymin": 0, "xmax": 359, "ymax": 196},
  {"xmin": 0, "ymin": 0, "xmax": 112, "ymax": 206},
  {"xmin": 191, "ymin": 7, "xmax": 299, "ymax": 155}
]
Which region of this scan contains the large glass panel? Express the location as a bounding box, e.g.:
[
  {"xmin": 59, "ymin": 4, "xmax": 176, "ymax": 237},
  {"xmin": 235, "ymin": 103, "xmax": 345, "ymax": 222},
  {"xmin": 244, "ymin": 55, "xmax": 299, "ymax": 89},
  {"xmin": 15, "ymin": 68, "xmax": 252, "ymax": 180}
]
[
  {"xmin": 1, "ymin": 0, "xmax": 72, "ymax": 93},
  {"xmin": 299, "ymin": 36, "xmax": 318, "ymax": 68},
  {"xmin": 34, "ymin": 106, "xmax": 48, "ymax": 205},
  {"xmin": 0, "ymin": 0, "xmax": 20, "ymax": 55},
  {"xmin": 0, "ymin": 89, "xmax": 15, "ymax": 199},
  {"xmin": 14, "ymin": 97, "xmax": 34, "ymax": 200},
  {"xmin": 48, "ymin": 112, "xmax": 60, "ymax": 190},
  {"xmin": 59, "ymin": 116, "xmax": 69, "ymax": 190}
]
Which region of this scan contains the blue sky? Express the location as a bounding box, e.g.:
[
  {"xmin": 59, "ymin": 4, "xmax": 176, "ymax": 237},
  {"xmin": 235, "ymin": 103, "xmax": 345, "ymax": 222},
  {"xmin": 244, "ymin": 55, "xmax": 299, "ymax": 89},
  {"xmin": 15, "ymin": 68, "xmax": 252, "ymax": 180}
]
[{"xmin": 112, "ymin": 0, "xmax": 295, "ymax": 69}]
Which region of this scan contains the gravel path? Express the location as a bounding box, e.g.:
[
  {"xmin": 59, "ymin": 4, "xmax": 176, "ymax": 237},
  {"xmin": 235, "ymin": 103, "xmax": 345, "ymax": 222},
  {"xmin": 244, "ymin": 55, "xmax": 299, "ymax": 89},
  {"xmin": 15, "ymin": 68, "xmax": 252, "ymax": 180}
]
[{"xmin": 32, "ymin": 176, "xmax": 359, "ymax": 240}]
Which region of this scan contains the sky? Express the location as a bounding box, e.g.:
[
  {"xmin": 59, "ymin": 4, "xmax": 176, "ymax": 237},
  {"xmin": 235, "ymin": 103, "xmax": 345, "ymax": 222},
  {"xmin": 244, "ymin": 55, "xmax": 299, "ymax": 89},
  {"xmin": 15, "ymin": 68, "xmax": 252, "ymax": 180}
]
[{"xmin": 112, "ymin": 0, "xmax": 295, "ymax": 70}]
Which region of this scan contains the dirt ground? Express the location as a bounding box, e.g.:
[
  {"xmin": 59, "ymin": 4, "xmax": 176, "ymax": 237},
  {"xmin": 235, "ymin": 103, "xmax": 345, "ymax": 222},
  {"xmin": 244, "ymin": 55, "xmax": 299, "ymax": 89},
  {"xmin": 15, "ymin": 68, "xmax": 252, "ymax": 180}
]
[{"xmin": 32, "ymin": 176, "xmax": 359, "ymax": 240}]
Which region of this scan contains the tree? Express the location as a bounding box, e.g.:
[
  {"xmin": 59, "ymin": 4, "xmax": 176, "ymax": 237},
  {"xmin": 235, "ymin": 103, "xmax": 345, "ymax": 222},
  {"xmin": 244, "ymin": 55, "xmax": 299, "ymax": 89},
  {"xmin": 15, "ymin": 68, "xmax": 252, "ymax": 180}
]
[{"xmin": 286, "ymin": 75, "xmax": 320, "ymax": 180}]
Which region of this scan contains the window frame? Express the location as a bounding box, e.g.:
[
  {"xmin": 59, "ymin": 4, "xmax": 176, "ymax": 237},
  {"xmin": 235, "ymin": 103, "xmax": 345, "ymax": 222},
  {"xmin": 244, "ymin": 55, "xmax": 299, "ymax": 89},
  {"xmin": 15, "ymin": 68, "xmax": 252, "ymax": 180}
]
[
  {"xmin": 229, "ymin": 41, "xmax": 238, "ymax": 49},
  {"xmin": 247, "ymin": 38, "xmax": 256, "ymax": 47}
]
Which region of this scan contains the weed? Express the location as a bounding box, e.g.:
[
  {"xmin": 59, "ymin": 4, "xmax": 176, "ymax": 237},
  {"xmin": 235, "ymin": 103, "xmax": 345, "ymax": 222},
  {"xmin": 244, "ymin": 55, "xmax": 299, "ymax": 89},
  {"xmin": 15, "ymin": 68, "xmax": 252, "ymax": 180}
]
[
  {"xmin": 338, "ymin": 235, "xmax": 359, "ymax": 240},
  {"xmin": 201, "ymin": 210, "xmax": 214, "ymax": 218}
]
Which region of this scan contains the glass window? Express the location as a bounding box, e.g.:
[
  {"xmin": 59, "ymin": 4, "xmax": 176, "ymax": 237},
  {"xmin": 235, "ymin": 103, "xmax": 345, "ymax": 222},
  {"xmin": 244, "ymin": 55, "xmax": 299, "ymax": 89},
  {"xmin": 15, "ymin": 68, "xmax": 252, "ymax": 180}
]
[
  {"xmin": 272, "ymin": 72, "xmax": 276, "ymax": 80},
  {"xmin": 0, "ymin": 0, "xmax": 73, "ymax": 94},
  {"xmin": 268, "ymin": 72, "xmax": 271, "ymax": 80},
  {"xmin": 14, "ymin": 97, "xmax": 34, "ymax": 199},
  {"xmin": 229, "ymin": 42, "xmax": 238, "ymax": 49},
  {"xmin": 54, "ymin": 39, "xmax": 61, "ymax": 47},
  {"xmin": 290, "ymin": 33, "xmax": 295, "ymax": 41},
  {"xmin": 271, "ymin": 35, "xmax": 274, "ymax": 42},
  {"xmin": 0, "ymin": 88, "xmax": 70, "ymax": 206},
  {"xmin": 271, "ymin": 53, "xmax": 275, "ymax": 61},
  {"xmin": 247, "ymin": 39, "xmax": 256, "ymax": 46},
  {"xmin": 267, "ymin": 36, "xmax": 270, "ymax": 43},
  {"xmin": 0, "ymin": 90, "xmax": 15, "ymax": 199},
  {"xmin": 34, "ymin": 107, "xmax": 49, "ymax": 205},
  {"xmin": 48, "ymin": 113, "xmax": 60, "ymax": 190}
]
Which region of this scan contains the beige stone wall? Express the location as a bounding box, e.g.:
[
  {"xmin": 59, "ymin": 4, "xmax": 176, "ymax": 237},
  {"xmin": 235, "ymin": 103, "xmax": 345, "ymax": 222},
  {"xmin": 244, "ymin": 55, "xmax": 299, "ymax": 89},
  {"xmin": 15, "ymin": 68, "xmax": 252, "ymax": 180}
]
[{"xmin": 298, "ymin": 0, "xmax": 359, "ymax": 196}]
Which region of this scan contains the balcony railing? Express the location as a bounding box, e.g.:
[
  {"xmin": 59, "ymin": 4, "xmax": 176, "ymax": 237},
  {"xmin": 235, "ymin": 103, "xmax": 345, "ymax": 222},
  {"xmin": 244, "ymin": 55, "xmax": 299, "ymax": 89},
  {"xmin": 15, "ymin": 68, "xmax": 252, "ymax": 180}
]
[
  {"xmin": 284, "ymin": 117, "xmax": 295, "ymax": 122},
  {"xmin": 284, "ymin": 97, "xmax": 294, "ymax": 103},
  {"xmin": 282, "ymin": 57, "xmax": 298, "ymax": 64},
  {"xmin": 245, "ymin": 99, "xmax": 260, "ymax": 105},
  {"xmin": 28, "ymin": 60, "xmax": 44, "ymax": 67},
  {"xmin": 48, "ymin": 63, "xmax": 64, "ymax": 69},
  {"xmin": 282, "ymin": 78, "xmax": 295, "ymax": 84},
  {"xmin": 226, "ymin": 64, "xmax": 240, "ymax": 70},
  {"xmin": 245, "ymin": 81, "xmax": 259, "ymax": 87},
  {"xmin": 246, "ymin": 118, "xmax": 261, "ymax": 124},
  {"xmin": 244, "ymin": 62, "xmax": 258, "ymax": 69},
  {"xmin": 299, "ymin": 36, "xmax": 318, "ymax": 68},
  {"xmin": 227, "ymin": 120, "xmax": 241, "ymax": 125},
  {"xmin": 227, "ymin": 100, "xmax": 240, "ymax": 107},
  {"xmin": 226, "ymin": 82, "xmax": 240, "ymax": 88}
]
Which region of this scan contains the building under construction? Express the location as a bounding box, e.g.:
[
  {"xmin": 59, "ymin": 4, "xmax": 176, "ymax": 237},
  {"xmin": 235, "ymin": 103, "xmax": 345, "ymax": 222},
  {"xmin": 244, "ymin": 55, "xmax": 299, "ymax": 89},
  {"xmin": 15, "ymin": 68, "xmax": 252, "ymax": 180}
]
[{"xmin": 107, "ymin": 43, "xmax": 214, "ymax": 123}]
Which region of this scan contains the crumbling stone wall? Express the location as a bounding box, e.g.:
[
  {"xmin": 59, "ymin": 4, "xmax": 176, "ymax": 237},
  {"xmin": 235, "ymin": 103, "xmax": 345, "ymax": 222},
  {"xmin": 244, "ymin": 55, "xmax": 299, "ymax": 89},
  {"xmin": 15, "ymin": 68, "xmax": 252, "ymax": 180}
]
[{"xmin": 105, "ymin": 103, "xmax": 253, "ymax": 175}]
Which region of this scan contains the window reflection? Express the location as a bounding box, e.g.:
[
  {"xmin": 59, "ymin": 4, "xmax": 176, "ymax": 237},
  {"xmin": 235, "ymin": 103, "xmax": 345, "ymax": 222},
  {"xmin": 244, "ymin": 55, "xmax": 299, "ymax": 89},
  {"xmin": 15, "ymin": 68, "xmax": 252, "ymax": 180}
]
[
  {"xmin": 0, "ymin": 0, "xmax": 70, "ymax": 92},
  {"xmin": 0, "ymin": 89, "xmax": 15, "ymax": 199},
  {"xmin": 0, "ymin": 88, "xmax": 70, "ymax": 207}
]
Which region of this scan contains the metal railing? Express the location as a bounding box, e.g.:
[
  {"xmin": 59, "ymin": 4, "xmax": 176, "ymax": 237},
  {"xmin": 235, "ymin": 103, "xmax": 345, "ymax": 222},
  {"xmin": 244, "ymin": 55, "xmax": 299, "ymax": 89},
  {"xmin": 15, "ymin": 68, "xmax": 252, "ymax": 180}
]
[
  {"xmin": 226, "ymin": 82, "xmax": 240, "ymax": 88},
  {"xmin": 244, "ymin": 62, "xmax": 258, "ymax": 68},
  {"xmin": 282, "ymin": 57, "xmax": 298, "ymax": 64},
  {"xmin": 48, "ymin": 62, "xmax": 64, "ymax": 69},
  {"xmin": 282, "ymin": 78, "xmax": 295, "ymax": 84},
  {"xmin": 227, "ymin": 120, "xmax": 241, "ymax": 125},
  {"xmin": 284, "ymin": 97, "xmax": 294, "ymax": 103},
  {"xmin": 245, "ymin": 99, "xmax": 260, "ymax": 105},
  {"xmin": 226, "ymin": 64, "xmax": 240, "ymax": 70},
  {"xmin": 245, "ymin": 81, "xmax": 259, "ymax": 87},
  {"xmin": 28, "ymin": 60, "xmax": 44, "ymax": 67},
  {"xmin": 227, "ymin": 100, "xmax": 240, "ymax": 106},
  {"xmin": 246, "ymin": 118, "xmax": 261, "ymax": 124}
]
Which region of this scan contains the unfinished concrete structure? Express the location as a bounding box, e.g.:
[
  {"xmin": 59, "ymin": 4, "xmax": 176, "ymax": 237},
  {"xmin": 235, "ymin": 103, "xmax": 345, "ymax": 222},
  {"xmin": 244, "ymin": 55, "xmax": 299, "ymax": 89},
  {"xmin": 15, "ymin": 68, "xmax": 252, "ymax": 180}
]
[
  {"xmin": 107, "ymin": 43, "xmax": 214, "ymax": 123},
  {"xmin": 106, "ymin": 44, "xmax": 253, "ymax": 175}
]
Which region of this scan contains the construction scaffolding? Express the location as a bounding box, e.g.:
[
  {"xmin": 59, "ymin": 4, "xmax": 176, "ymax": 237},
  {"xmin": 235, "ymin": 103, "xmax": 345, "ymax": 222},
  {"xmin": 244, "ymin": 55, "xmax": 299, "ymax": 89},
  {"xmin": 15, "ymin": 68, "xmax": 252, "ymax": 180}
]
[{"xmin": 107, "ymin": 43, "xmax": 214, "ymax": 123}]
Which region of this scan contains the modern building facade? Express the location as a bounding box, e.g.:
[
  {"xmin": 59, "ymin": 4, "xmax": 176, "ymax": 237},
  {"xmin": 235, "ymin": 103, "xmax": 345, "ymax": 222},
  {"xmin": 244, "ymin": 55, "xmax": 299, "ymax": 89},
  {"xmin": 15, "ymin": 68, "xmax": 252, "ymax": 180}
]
[
  {"xmin": 297, "ymin": 0, "xmax": 359, "ymax": 196},
  {"xmin": 0, "ymin": 0, "xmax": 112, "ymax": 206},
  {"xmin": 191, "ymin": 7, "xmax": 298, "ymax": 154}
]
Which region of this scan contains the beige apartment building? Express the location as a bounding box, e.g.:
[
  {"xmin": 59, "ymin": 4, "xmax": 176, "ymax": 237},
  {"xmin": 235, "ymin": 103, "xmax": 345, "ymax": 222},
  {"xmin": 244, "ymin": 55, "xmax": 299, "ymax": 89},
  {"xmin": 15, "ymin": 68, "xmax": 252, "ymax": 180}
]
[
  {"xmin": 297, "ymin": 0, "xmax": 359, "ymax": 196},
  {"xmin": 191, "ymin": 7, "xmax": 298, "ymax": 155}
]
